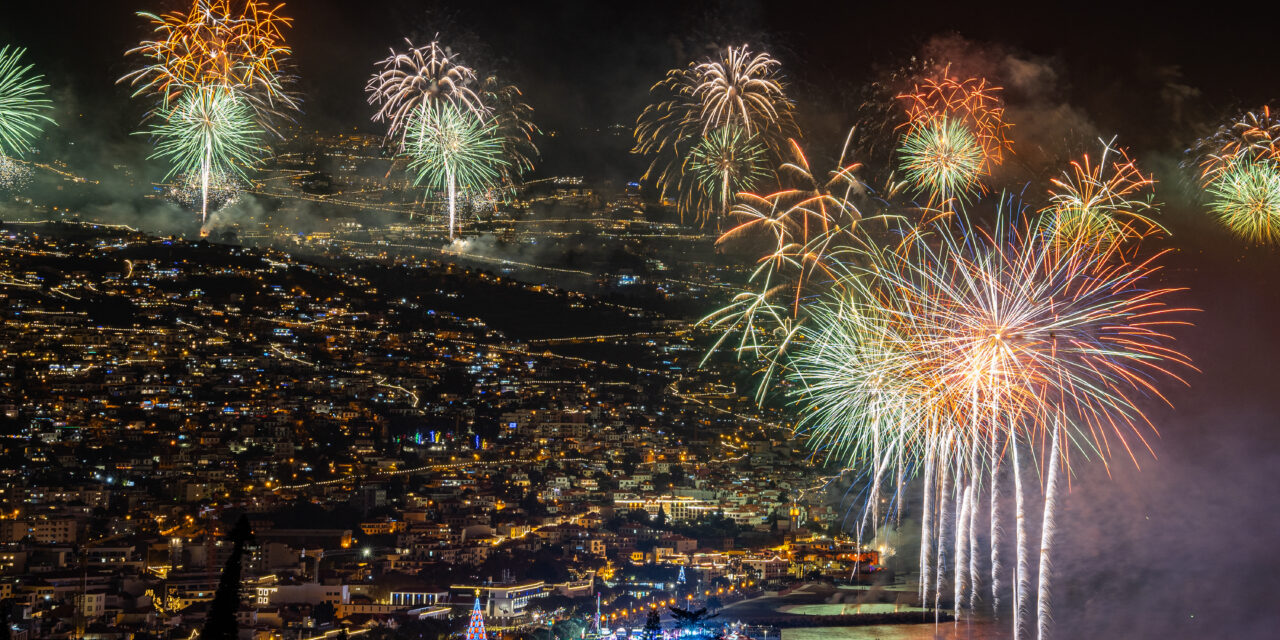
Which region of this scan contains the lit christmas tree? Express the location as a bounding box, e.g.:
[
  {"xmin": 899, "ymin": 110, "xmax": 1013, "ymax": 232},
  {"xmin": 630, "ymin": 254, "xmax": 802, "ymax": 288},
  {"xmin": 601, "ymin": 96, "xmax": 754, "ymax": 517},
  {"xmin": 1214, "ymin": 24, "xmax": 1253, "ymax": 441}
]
[{"xmin": 464, "ymin": 595, "xmax": 487, "ymax": 640}]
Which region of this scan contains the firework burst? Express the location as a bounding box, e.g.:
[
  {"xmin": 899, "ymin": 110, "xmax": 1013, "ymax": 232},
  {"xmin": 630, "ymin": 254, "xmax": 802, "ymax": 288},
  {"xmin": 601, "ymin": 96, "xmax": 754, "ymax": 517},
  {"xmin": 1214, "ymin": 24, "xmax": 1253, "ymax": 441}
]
[
  {"xmin": 635, "ymin": 45, "xmax": 795, "ymax": 223},
  {"xmin": 404, "ymin": 100, "xmax": 507, "ymax": 238},
  {"xmin": 691, "ymin": 45, "xmax": 791, "ymax": 137},
  {"xmin": 684, "ymin": 125, "xmax": 770, "ymax": 224},
  {"xmin": 123, "ymin": 0, "xmax": 298, "ymax": 127},
  {"xmin": 1195, "ymin": 106, "xmax": 1280, "ymax": 185},
  {"xmin": 1205, "ymin": 156, "xmax": 1280, "ymax": 244},
  {"xmin": 0, "ymin": 45, "xmax": 56, "ymax": 159},
  {"xmin": 367, "ymin": 39, "xmax": 484, "ymax": 146},
  {"xmin": 897, "ymin": 75, "xmax": 1011, "ymax": 208},
  {"xmin": 145, "ymin": 85, "xmax": 264, "ymax": 222},
  {"xmin": 897, "ymin": 115, "xmax": 986, "ymax": 206},
  {"xmin": 1041, "ymin": 138, "xmax": 1159, "ymax": 245},
  {"xmin": 786, "ymin": 205, "xmax": 1190, "ymax": 634}
]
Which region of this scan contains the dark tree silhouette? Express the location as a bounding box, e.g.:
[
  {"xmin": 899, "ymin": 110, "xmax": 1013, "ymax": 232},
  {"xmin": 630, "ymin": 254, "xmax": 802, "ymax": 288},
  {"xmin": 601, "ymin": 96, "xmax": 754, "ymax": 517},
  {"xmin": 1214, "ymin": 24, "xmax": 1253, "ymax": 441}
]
[
  {"xmin": 200, "ymin": 515, "xmax": 254, "ymax": 639},
  {"xmin": 643, "ymin": 609, "xmax": 662, "ymax": 640}
]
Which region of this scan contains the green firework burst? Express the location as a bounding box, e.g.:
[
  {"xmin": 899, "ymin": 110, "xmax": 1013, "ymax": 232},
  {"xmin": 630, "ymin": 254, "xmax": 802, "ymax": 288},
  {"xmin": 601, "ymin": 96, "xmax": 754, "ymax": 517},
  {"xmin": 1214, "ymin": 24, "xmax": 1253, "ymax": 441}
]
[
  {"xmin": 404, "ymin": 100, "xmax": 507, "ymax": 237},
  {"xmin": 0, "ymin": 45, "xmax": 56, "ymax": 158},
  {"xmin": 898, "ymin": 115, "xmax": 985, "ymax": 206},
  {"xmin": 146, "ymin": 85, "xmax": 264, "ymax": 181},
  {"xmin": 1206, "ymin": 156, "xmax": 1280, "ymax": 244},
  {"xmin": 686, "ymin": 125, "xmax": 769, "ymax": 223},
  {"xmin": 144, "ymin": 85, "xmax": 263, "ymax": 222}
]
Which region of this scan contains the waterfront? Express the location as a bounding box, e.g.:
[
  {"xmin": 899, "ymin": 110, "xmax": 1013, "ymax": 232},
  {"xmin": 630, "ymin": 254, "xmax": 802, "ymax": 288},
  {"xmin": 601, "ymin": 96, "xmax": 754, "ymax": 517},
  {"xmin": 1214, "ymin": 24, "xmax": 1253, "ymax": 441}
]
[{"xmin": 781, "ymin": 622, "xmax": 1000, "ymax": 640}]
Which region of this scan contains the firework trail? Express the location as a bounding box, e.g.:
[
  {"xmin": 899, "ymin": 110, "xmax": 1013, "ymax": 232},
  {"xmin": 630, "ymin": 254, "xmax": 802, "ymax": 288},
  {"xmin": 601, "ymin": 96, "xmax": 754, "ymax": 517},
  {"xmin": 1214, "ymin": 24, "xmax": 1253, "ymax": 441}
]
[
  {"xmin": 1012, "ymin": 433, "xmax": 1029, "ymax": 640},
  {"xmin": 635, "ymin": 45, "xmax": 795, "ymax": 225},
  {"xmin": 989, "ymin": 426, "xmax": 1003, "ymax": 617},
  {"xmin": 144, "ymin": 85, "xmax": 264, "ymax": 223},
  {"xmin": 0, "ymin": 46, "xmax": 55, "ymax": 161},
  {"xmin": 1037, "ymin": 417, "xmax": 1062, "ymax": 640},
  {"xmin": 367, "ymin": 39, "xmax": 484, "ymax": 147},
  {"xmin": 403, "ymin": 100, "xmax": 507, "ymax": 238}
]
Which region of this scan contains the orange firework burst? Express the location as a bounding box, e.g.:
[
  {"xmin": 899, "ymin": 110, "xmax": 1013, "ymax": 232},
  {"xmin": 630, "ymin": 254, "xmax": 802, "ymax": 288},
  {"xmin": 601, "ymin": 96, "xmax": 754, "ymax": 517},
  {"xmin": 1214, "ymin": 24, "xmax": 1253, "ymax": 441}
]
[
  {"xmin": 1197, "ymin": 106, "xmax": 1280, "ymax": 185},
  {"xmin": 123, "ymin": 0, "xmax": 296, "ymax": 116}
]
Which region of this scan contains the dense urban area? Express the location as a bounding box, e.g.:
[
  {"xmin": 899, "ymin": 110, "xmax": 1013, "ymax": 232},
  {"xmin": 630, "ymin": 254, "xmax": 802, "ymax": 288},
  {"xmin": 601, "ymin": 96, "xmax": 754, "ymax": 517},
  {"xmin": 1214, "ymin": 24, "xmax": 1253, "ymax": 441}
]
[{"xmin": 0, "ymin": 126, "xmax": 909, "ymax": 640}]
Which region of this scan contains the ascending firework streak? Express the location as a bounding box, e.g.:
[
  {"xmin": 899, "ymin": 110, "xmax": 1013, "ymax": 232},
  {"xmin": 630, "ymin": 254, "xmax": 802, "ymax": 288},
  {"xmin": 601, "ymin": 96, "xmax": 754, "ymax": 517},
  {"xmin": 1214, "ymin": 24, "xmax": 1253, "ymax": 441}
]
[
  {"xmin": 367, "ymin": 39, "xmax": 484, "ymax": 146},
  {"xmin": 144, "ymin": 85, "xmax": 263, "ymax": 223},
  {"xmin": 686, "ymin": 125, "xmax": 770, "ymax": 224},
  {"xmin": 0, "ymin": 45, "xmax": 56, "ymax": 161},
  {"xmin": 403, "ymin": 100, "xmax": 507, "ymax": 238},
  {"xmin": 635, "ymin": 44, "xmax": 795, "ymax": 225},
  {"xmin": 786, "ymin": 203, "xmax": 1190, "ymax": 638},
  {"xmin": 1042, "ymin": 138, "xmax": 1159, "ymax": 245},
  {"xmin": 896, "ymin": 75, "xmax": 1011, "ymax": 209}
]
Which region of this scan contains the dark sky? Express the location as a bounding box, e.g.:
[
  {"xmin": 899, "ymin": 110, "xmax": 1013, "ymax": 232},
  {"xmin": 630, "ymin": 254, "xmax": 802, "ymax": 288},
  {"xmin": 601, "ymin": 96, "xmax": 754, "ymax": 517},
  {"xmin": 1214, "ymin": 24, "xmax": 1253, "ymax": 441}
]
[{"xmin": 3, "ymin": 1, "xmax": 1277, "ymax": 138}]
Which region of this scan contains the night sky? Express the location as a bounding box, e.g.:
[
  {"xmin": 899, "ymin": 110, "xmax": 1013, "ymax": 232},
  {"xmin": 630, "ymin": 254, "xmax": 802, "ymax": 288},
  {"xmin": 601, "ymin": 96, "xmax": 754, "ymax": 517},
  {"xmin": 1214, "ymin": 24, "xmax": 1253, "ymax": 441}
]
[
  {"xmin": 4, "ymin": 1, "xmax": 1280, "ymax": 637},
  {"xmin": 4, "ymin": 2, "xmax": 1277, "ymax": 148}
]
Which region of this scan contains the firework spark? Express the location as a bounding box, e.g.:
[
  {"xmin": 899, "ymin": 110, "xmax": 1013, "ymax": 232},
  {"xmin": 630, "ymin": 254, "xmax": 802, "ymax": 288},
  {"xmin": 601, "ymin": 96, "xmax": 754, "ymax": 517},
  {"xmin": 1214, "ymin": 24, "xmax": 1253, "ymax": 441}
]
[
  {"xmin": 0, "ymin": 155, "xmax": 33, "ymax": 191},
  {"xmin": 403, "ymin": 100, "xmax": 507, "ymax": 238},
  {"xmin": 166, "ymin": 169, "xmax": 242, "ymax": 211},
  {"xmin": 0, "ymin": 45, "xmax": 55, "ymax": 159},
  {"xmin": 367, "ymin": 39, "xmax": 484, "ymax": 146}
]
